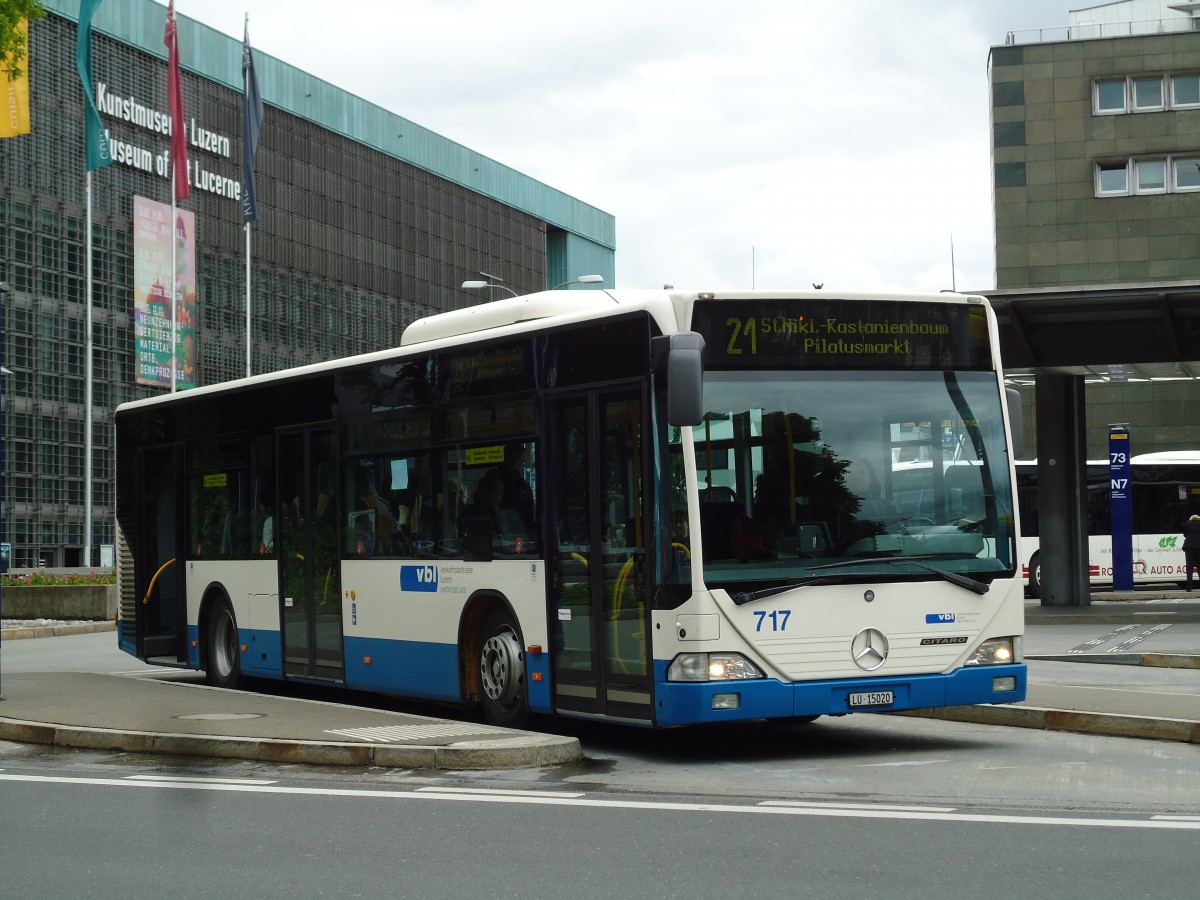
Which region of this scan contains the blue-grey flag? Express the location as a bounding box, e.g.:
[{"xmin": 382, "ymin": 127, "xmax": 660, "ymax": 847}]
[{"xmin": 242, "ymin": 18, "xmax": 264, "ymax": 223}]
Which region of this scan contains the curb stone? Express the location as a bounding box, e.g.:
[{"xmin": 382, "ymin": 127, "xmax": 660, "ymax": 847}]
[
  {"xmin": 892, "ymin": 705, "xmax": 1200, "ymax": 744},
  {"xmin": 0, "ymin": 717, "xmax": 583, "ymax": 769},
  {"xmin": 0, "ymin": 622, "xmax": 117, "ymax": 640}
]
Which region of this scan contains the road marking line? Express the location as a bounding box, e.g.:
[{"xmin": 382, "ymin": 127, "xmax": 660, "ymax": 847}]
[
  {"xmin": 1108, "ymin": 623, "xmax": 1172, "ymax": 652},
  {"xmin": 3, "ymin": 773, "xmax": 1198, "ymax": 831},
  {"xmin": 416, "ymin": 787, "xmax": 586, "ymax": 798},
  {"xmin": 125, "ymin": 774, "xmax": 277, "ymax": 785},
  {"xmin": 761, "ymin": 801, "xmax": 957, "ymax": 812},
  {"xmin": 1067, "ymin": 625, "xmax": 1137, "ymax": 654}
]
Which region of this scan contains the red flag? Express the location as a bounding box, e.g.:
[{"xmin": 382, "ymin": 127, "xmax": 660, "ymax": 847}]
[{"xmin": 164, "ymin": 0, "xmax": 189, "ymax": 200}]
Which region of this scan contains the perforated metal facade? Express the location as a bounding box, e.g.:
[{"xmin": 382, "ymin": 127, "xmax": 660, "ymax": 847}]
[{"xmin": 0, "ymin": 5, "xmax": 615, "ymax": 568}]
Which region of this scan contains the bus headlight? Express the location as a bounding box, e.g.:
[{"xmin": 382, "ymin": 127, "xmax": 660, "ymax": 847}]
[
  {"xmin": 667, "ymin": 653, "xmax": 764, "ymax": 682},
  {"xmin": 966, "ymin": 636, "xmax": 1022, "ymax": 666}
]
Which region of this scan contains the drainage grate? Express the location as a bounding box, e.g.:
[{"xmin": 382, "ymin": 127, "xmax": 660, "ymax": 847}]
[{"xmin": 324, "ymin": 723, "xmax": 505, "ymax": 743}]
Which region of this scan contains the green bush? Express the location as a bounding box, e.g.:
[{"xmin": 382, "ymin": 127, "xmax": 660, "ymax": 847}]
[{"xmin": 1, "ymin": 571, "xmax": 116, "ymax": 587}]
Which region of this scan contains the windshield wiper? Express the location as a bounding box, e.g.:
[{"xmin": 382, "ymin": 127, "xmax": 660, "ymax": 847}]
[
  {"xmin": 730, "ymin": 556, "xmax": 989, "ymax": 605},
  {"xmin": 731, "ymin": 576, "xmax": 848, "ymax": 605}
]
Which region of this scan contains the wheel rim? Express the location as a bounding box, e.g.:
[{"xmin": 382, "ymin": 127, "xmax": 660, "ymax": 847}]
[
  {"xmin": 213, "ymin": 608, "xmax": 237, "ymax": 679},
  {"xmin": 480, "ymin": 627, "xmax": 523, "ymax": 709}
]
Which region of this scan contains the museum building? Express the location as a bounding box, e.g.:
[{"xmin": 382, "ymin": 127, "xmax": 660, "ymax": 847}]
[{"xmin": 0, "ymin": 0, "xmax": 616, "ymax": 568}]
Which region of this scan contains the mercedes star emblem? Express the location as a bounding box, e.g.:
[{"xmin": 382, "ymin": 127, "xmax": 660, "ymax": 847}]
[{"xmin": 851, "ymin": 627, "xmax": 890, "ymax": 671}]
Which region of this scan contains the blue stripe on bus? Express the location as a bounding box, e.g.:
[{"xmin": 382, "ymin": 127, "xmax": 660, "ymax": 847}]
[
  {"xmin": 650, "ymin": 662, "xmax": 1027, "ymax": 727},
  {"xmin": 186, "ymin": 625, "xmax": 554, "ymax": 713},
  {"xmin": 242, "ymin": 628, "xmax": 282, "ymax": 677},
  {"xmin": 186, "ymin": 624, "xmax": 200, "ymax": 668},
  {"xmin": 344, "ymin": 637, "xmax": 462, "ymax": 701},
  {"xmin": 341, "ymin": 636, "xmax": 554, "ymax": 713}
]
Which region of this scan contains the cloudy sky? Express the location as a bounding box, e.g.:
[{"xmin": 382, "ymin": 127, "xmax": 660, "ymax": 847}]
[{"xmin": 172, "ymin": 0, "xmax": 1080, "ymax": 293}]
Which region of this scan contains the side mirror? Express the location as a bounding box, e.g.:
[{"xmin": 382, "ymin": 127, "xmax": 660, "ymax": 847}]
[
  {"xmin": 1005, "ymin": 388, "xmax": 1024, "ymax": 456},
  {"xmin": 667, "ymin": 332, "xmax": 705, "ymax": 426}
]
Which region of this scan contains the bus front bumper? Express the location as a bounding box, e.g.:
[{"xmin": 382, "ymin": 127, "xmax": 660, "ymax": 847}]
[{"xmin": 652, "ymin": 663, "xmax": 1027, "ymax": 727}]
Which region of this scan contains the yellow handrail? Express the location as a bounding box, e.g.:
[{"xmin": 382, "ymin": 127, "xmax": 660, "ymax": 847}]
[{"xmin": 142, "ymin": 557, "xmax": 176, "ymax": 605}]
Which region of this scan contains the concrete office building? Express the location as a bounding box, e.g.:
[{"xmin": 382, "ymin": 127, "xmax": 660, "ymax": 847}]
[
  {"xmin": 990, "ymin": 0, "xmax": 1200, "ymax": 457},
  {"xmin": 0, "ymin": 0, "xmax": 615, "ymax": 568}
]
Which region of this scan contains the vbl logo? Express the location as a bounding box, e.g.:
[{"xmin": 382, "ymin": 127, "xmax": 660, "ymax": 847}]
[
  {"xmin": 401, "ymin": 565, "xmax": 439, "ymax": 592},
  {"xmin": 925, "ymin": 613, "xmax": 956, "ymax": 624}
]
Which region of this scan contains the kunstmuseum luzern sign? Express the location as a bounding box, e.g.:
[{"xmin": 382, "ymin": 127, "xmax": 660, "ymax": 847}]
[{"xmin": 94, "ymin": 81, "xmax": 243, "ymax": 201}]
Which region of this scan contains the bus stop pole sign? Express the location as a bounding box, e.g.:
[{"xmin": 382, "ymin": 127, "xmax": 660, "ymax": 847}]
[{"xmin": 1109, "ymin": 425, "xmax": 1134, "ymax": 591}]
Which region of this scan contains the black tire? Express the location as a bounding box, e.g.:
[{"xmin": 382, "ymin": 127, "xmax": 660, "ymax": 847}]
[
  {"xmin": 207, "ymin": 597, "xmax": 242, "ymax": 689},
  {"xmin": 1028, "ymin": 552, "xmax": 1042, "ymax": 599},
  {"xmin": 477, "ymin": 608, "xmax": 529, "ymax": 728}
]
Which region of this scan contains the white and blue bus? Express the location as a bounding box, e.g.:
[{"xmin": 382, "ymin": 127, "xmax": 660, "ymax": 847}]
[
  {"xmin": 116, "ymin": 288, "xmax": 1026, "ymax": 727},
  {"xmin": 1017, "ymin": 452, "xmax": 1200, "ymax": 595}
]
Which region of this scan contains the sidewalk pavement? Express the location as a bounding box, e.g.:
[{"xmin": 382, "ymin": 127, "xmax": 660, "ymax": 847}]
[
  {"xmin": 1, "ymin": 594, "xmax": 1197, "ymax": 768},
  {"xmin": 901, "ymin": 592, "xmax": 1200, "ymax": 742}
]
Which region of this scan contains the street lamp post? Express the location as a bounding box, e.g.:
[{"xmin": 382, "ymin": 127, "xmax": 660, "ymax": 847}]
[
  {"xmin": 461, "ymin": 280, "xmax": 519, "ymax": 298},
  {"xmin": 549, "ymin": 274, "xmax": 604, "ymax": 291},
  {"xmin": 462, "ymin": 274, "xmax": 605, "ymax": 298}
]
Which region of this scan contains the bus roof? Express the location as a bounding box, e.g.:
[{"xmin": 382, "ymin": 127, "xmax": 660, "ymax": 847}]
[
  {"xmin": 115, "ymin": 288, "xmax": 992, "ymax": 415},
  {"xmin": 114, "ymin": 289, "xmax": 680, "ymax": 415}
]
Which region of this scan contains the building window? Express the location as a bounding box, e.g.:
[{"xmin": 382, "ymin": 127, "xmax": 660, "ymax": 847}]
[
  {"xmin": 1096, "ymin": 161, "xmax": 1129, "ymax": 195},
  {"xmin": 1172, "ymin": 74, "xmax": 1200, "ymax": 107},
  {"xmin": 1096, "ymin": 154, "xmax": 1200, "ymax": 195},
  {"xmin": 1095, "ymin": 79, "xmax": 1127, "ymax": 113},
  {"xmin": 1132, "ymin": 76, "xmax": 1165, "ymax": 110},
  {"xmin": 1135, "ymin": 158, "xmax": 1167, "ymax": 193},
  {"xmin": 1174, "ymin": 157, "xmax": 1200, "ymax": 191}
]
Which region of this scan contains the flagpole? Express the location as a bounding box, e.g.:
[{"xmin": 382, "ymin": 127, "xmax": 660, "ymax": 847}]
[
  {"xmin": 84, "ymin": 170, "xmax": 94, "ymax": 567},
  {"xmin": 170, "ymin": 192, "xmax": 178, "ymax": 393},
  {"xmin": 242, "ymin": 12, "xmax": 263, "ymax": 379},
  {"xmin": 77, "ymin": 0, "xmax": 111, "ymax": 570},
  {"xmin": 245, "ymin": 222, "xmax": 252, "ymax": 377},
  {"xmin": 164, "ymin": 0, "xmax": 187, "ymax": 394}
]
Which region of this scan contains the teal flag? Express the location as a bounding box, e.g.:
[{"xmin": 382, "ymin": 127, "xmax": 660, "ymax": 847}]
[{"xmin": 75, "ymin": 0, "xmax": 111, "ymax": 171}]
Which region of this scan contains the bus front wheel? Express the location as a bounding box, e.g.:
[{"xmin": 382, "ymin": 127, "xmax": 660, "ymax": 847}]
[
  {"xmin": 477, "ymin": 608, "xmax": 528, "ymax": 728},
  {"xmin": 207, "ymin": 597, "xmax": 242, "ymax": 689}
]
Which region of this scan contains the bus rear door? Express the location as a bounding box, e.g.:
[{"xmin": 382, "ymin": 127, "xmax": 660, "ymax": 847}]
[
  {"xmin": 129, "ymin": 443, "xmax": 188, "ymax": 664},
  {"xmin": 276, "ymin": 425, "xmax": 345, "ymax": 682}
]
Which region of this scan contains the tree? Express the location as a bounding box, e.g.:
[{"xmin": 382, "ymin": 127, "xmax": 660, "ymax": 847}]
[{"xmin": 1, "ymin": 0, "xmax": 46, "ymax": 81}]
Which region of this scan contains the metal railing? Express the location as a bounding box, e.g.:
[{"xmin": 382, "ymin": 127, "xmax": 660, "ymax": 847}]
[{"xmin": 1004, "ymin": 16, "xmax": 1196, "ymax": 45}]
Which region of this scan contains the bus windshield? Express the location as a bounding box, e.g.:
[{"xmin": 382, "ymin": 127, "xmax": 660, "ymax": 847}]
[{"xmin": 675, "ymin": 369, "xmax": 1016, "ymax": 592}]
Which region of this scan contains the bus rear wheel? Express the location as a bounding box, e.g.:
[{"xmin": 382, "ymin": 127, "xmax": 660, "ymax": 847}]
[
  {"xmin": 207, "ymin": 597, "xmax": 242, "ymax": 689},
  {"xmin": 477, "ymin": 609, "xmax": 528, "ymax": 728},
  {"xmin": 1028, "ymin": 552, "xmax": 1043, "ymax": 598}
]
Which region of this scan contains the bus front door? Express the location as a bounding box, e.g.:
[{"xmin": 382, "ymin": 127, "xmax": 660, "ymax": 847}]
[
  {"xmin": 549, "ymin": 389, "xmax": 653, "ymax": 722},
  {"xmin": 277, "ymin": 425, "xmax": 344, "ymax": 682}
]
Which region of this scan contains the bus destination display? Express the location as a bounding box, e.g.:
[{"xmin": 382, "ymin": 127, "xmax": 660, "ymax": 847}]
[{"xmin": 691, "ymin": 299, "xmax": 990, "ymax": 370}]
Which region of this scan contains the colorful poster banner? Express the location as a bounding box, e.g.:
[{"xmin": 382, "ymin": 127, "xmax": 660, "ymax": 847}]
[
  {"xmin": 134, "ymin": 195, "xmax": 196, "ymax": 389},
  {"xmin": 2, "ymin": 18, "xmax": 31, "ymax": 139}
]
